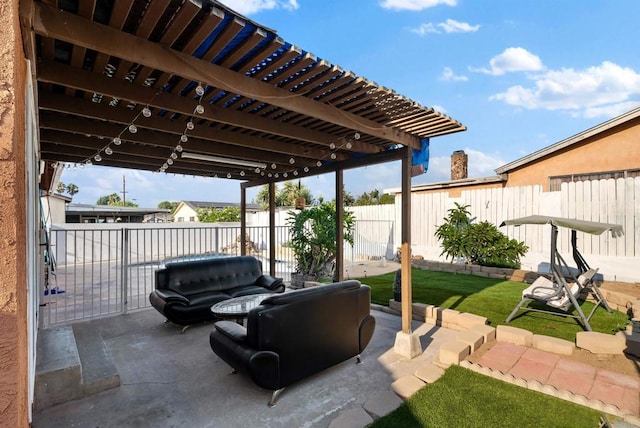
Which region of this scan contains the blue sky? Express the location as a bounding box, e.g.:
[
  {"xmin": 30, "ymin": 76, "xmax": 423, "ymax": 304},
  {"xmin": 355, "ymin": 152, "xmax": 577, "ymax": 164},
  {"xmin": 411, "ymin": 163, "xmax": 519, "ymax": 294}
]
[{"xmin": 60, "ymin": 0, "xmax": 640, "ymax": 207}]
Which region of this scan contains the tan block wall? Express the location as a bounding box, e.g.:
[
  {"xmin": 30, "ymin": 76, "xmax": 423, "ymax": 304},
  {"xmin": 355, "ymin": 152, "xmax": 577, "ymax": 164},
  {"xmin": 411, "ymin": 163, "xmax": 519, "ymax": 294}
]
[{"xmin": 0, "ymin": 0, "xmax": 29, "ymax": 426}]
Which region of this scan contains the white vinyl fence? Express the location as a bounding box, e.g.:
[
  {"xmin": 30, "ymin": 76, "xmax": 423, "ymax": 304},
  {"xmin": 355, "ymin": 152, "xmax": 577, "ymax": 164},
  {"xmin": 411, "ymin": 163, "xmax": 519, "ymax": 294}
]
[{"xmin": 349, "ymin": 177, "xmax": 639, "ymax": 282}]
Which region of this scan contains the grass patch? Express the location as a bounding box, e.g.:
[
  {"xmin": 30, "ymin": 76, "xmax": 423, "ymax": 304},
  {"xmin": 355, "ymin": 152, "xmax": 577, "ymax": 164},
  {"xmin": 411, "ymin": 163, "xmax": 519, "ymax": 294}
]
[
  {"xmin": 357, "ymin": 268, "xmax": 628, "ymax": 341},
  {"xmin": 370, "ymin": 365, "xmax": 607, "ymax": 428}
]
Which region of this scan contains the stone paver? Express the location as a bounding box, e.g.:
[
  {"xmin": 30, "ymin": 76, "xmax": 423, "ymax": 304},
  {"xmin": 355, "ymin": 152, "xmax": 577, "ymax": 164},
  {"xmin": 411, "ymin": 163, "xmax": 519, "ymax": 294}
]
[
  {"xmin": 477, "ymin": 342, "xmax": 527, "ymax": 373},
  {"xmin": 546, "ymin": 367, "xmax": 594, "ymax": 397},
  {"xmin": 596, "ymin": 369, "xmax": 640, "ymax": 389},
  {"xmin": 509, "ymin": 357, "xmax": 554, "ymax": 384},
  {"xmin": 363, "ymin": 391, "xmax": 403, "ymax": 418},
  {"xmin": 391, "ymin": 375, "xmax": 426, "ymax": 400},
  {"xmin": 414, "ymin": 363, "xmax": 445, "ymax": 383},
  {"xmin": 328, "ymin": 407, "xmax": 374, "ymax": 428},
  {"xmin": 589, "ymin": 380, "xmax": 626, "ymax": 406}
]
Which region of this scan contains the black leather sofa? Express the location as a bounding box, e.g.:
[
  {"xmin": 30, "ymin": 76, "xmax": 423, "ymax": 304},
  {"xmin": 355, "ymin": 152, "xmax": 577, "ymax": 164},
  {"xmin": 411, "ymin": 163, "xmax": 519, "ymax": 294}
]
[
  {"xmin": 209, "ymin": 280, "xmax": 375, "ymax": 406},
  {"xmin": 149, "ymin": 256, "xmax": 284, "ymax": 330}
]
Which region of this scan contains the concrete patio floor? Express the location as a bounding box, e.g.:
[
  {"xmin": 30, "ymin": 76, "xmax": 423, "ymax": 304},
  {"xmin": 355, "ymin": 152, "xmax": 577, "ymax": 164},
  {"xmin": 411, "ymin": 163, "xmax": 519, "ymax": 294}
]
[{"xmin": 32, "ymin": 302, "xmax": 458, "ymax": 428}]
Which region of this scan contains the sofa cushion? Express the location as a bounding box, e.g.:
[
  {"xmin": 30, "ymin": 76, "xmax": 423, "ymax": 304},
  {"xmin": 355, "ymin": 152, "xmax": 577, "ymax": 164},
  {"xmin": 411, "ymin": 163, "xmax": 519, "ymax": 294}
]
[
  {"xmin": 164, "ymin": 256, "xmax": 264, "ymax": 295},
  {"xmin": 187, "ymin": 291, "xmax": 232, "ymax": 307},
  {"xmin": 227, "ymin": 285, "xmax": 274, "ymax": 298}
]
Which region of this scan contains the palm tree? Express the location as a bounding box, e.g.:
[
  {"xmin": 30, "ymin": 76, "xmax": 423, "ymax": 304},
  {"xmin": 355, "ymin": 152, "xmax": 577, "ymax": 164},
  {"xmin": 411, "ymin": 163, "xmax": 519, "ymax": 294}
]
[{"xmin": 65, "ymin": 183, "xmax": 79, "ymax": 196}]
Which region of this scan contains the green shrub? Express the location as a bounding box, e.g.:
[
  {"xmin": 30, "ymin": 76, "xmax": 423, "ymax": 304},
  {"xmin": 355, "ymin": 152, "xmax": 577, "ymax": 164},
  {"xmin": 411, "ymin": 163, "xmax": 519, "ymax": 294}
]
[{"xmin": 435, "ymin": 203, "xmax": 528, "ymax": 268}]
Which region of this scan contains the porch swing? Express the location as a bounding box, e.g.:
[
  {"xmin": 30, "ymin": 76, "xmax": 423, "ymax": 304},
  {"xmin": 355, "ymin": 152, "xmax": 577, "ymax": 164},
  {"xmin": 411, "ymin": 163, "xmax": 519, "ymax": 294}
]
[{"xmin": 501, "ymin": 215, "xmax": 624, "ymax": 331}]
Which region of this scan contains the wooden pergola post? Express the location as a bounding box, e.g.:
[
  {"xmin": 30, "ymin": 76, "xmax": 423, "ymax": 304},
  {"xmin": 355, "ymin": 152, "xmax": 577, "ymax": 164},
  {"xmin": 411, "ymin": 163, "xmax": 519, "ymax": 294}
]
[
  {"xmin": 335, "ymin": 169, "xmax": 344, "ymax": 281},
  {"xmin": 393, "ymin": 147, "xmax": 422, "ymax": 358}
]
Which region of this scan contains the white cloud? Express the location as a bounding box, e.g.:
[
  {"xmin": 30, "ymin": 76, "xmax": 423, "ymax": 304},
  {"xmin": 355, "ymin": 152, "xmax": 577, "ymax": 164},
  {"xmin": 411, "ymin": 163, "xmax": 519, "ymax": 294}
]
[
  {"xmin": 471, "ymin": 47, "xmax": 544, "ymax": 76},
  {"xmin": 440, "ymin": 67, "xmax": 468, "ymax": 82},
  {"xmin": 411, "ymin": 19, "xmax": 478, "ymax": 35},
  {"xmin": 218, "ymin": 0, "xmax": 299, "ymax": 15},
  {"xmin": 581, "ymin": 101, "xmax": 640, "ymax": 119},
  {"xmin": 490, "ymin": 61, "xmax": 640, "ymax": 117},
  {"xmin": 410, "ymin": 23, "xmax": 439, "ymax": 35},
  {"xmin": 438, "ymin": 19, "xmax": 480, "ymax": 33},
  {"xmin": 380, "ymin": 0, "xmax": 456, "ymax": 11}
]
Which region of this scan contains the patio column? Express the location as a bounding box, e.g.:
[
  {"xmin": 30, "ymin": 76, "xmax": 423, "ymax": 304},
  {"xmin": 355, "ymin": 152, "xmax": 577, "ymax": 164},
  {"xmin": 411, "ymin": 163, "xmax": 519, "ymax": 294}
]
[
  {"xmin": 393, "ymin": 147, "xmax": 421, "ymax": 358},
  {"xmin": 240, "ymin": 186, "xmax": 246, "ymax": 256},
  {"xmin": 0, "ymin": 1, "xmax": 29, "ymax": 424},
  {"xmin": 268, "ymin": 182, "xmax": 276, "ymax": 276},
  {"xmin": 335, "ymin": 169, "xmax": 344, "ymax": 281}
]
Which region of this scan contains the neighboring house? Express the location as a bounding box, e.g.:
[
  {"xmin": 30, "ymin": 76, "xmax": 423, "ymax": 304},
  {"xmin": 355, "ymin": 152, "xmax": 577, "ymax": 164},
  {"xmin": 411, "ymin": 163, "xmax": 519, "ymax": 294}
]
[
  {"xmin": 65, "ymin": 204, "xmax": 171, "ymax": 223},
  {"xmin": 381, "ymin": 107, "xmax": 640, "ymax": 282},
  {"xmin": 173, "ymin": 201, "xmax": 260, "ymax": 222},
  {"xmin": 406, "ymin": 107, "xmax": 640, "ymax": 196},
  {"xmin": 40, "ymin": 193, "xmax": 72, "ymax": 225}
]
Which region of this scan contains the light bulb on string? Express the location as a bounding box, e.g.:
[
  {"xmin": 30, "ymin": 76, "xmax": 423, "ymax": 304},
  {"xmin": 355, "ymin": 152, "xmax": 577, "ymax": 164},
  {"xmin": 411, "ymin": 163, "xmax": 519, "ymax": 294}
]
[
  {"xmin": 274, "ymin": 173, "xmax": 279, "ymax": 178},
  {"xmin": 162, "ymin": 163, "xmax": 168, "ymax": 169},
  {"xmin": 128, "ymin": 124, "xmax": 137, "ymax": 133},
  {"xmin": 227, "ymin": 173, "xmax": 231, "ymax": 178},
  {"xmin": 113, "ymin": 137, "xmax": 122, "ymax": 145},
  {"xmin": 330, "ymin": 153, "xmax": 337, "ymax": 160},
  {"xmin": 303, "ymin": 167, "xmax": 309, "ymax": 172},
  {"xmin": 346, "ymin": 142, "xmax": 352, "ymax": 149},
  {"xmin": 94, "ymin": 154, "xmax": 102, "ymax": 162},
  {"xmin": 271, "ymin": 163, "xmax": 276, "ymax": 169},
  {"xmin": 293, "ymin": 170, "xmax": 298, "ymax": 176},
  {"xmin": 316, "ymin": 161, "xmax": 322, "ymax": 167},
  {"xmin": 142, "ymin": 107, "xmax": 152, "ymax": 118},
  {"xmin": 170, "ymin": 152, "xmax": 178, "ymax": 160},
  {"xmin": 175, "ymin": 145, "xmax": 183, "ymax": 152},
  {"xmin": 180, "ymin": 134, "xmax": 188, "ymax": 143},
  {"xmin": 186, "ymin": 121, "xmax": 194, "ymax": 130},
  {"xmin": 195, "ymin": 84, "xmax": 205, "ymax": 96},
  {"xmin": 289, "ymin": 157, "xmax": 295, "ymax": 164},
  {"xmin": 167, "ymin": 158, "xmax": 173, "ymax": 165},
  {"xmin": 255, "ymin": 167, "xmax": 261, "ymax": 173},
  {"xmin": 85, "ymin": 160, "xmax": 92, "ymax": 165},
  {"xmin": 354, "ymin": 132, "xmax": 360, "ymax": 140},
  {"xmin": 195, "ymin": 105, "xmax": 205, "ymax": 115},
  {"xmin": 329, "ymin": 143, "xmax": 336, "ymax": 150},
  {"xmin": 283, "ymin": 172, "xmax": 288, "ymax": 178},
  {"xmin": 105, "ymin": 147, "xmax": 113, "ymax": 155},
  {"xmin": 240, "ymin": 171, "xmax": 245, "ymax": 177}
]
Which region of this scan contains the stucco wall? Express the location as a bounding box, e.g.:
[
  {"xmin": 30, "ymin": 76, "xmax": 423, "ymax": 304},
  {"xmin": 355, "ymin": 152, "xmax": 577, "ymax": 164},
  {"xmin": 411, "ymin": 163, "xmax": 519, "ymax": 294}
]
[
  {"xmin": 506, "ymin": 120, "xmax": 640, "ymax": 190},
  {"xmin": 0, "ymin": 0, "xmax": 28, "ymax": 426}
]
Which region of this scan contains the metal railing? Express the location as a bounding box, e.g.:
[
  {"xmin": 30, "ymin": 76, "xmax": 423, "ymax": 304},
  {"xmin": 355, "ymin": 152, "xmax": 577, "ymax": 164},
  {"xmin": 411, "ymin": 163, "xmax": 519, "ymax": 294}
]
[{"xmin": 41, "ymin": 221, "xmax": 394, "ymax": 327}]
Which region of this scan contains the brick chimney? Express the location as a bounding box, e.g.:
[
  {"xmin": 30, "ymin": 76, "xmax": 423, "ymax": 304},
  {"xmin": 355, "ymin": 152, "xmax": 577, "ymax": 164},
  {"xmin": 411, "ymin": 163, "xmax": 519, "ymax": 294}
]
[{"xmin": 451, "ymin": 150, "xmax": 468, "ymax": 180}]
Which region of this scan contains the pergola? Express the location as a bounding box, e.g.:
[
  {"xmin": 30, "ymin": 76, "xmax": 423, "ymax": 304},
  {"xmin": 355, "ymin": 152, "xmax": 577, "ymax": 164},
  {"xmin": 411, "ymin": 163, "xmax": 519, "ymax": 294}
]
[{"xmin": 19, "ymin": 0, "xmax": 466, "ymax": 349}]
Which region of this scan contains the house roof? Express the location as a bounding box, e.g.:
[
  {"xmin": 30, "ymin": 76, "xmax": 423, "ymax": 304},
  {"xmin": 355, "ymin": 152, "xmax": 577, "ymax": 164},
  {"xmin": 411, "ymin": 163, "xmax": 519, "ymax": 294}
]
[
  {"xmin": 384, "ymin": 175, "xmax": 506, "ymax": 195},
  {"xmin": 66, "ymin": 204, "xmax": 170, "ymax": 215},
  {"xmin": 180, "ymin": 201, "xmax": 260, "ymax": 211},
  {"xmin": 22, "ymin": 1, "xmax": 465, "ymax": 189},
  {"xmin": 496, "ymin": 106, "xmax": 640, "ymax": 174}
]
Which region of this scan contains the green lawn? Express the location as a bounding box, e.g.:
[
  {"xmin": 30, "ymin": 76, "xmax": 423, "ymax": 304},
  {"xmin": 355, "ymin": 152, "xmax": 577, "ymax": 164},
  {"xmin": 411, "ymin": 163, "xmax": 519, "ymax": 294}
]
[
  {"xmin": 356, "ymin": 268, "xmax": 628, "ymax": 341},
  {"xmin": 369, "ymin": 365, "xmax": 609, "ymax": 428}
]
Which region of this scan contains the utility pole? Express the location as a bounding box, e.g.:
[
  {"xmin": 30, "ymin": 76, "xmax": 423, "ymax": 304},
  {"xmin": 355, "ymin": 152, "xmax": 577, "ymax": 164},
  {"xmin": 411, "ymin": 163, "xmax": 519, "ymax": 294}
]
[{"xmin": 121, "ymin": 175, "xmax": 128, "ymax": 206}]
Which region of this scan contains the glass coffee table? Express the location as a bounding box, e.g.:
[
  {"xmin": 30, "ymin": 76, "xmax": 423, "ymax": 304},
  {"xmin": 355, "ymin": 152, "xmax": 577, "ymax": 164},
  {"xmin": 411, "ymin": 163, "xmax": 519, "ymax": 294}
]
[{"xmin": 211, "ymin": 293, "xmax": 273, "ymax": 324}]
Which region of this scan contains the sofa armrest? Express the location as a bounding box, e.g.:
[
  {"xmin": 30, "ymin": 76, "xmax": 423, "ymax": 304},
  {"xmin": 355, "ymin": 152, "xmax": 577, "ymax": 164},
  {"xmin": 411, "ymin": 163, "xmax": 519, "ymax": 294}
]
[
  {"xmin": 155, "ymin": 268, "xmax": 168, "ymax": 289},
  {"xmin": 255, "ymin": 274, "xmax": 284, "ymax": 291},
  {"xmin": 153, "ymin": 289, "xmax": 189, "ymax": 304},
  {"xmin": 214, "ymin": 321, "xmax": 247, "ymax": 343}
]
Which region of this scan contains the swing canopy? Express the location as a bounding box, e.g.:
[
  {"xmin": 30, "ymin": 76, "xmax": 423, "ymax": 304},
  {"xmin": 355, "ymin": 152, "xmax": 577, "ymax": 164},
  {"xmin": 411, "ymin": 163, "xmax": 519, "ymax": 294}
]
[{"xmin": 500, "ymin": 215, "xmax": 624, "ymax": 238}]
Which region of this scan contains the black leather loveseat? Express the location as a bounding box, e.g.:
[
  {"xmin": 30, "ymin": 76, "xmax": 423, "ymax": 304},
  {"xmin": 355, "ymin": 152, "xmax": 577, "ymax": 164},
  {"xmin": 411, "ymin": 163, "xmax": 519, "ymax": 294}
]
[
  {"xmin": 149, "ymin": 256, "xmax": 284, "ymax": 330},
  {"xmin": 209, "ymin": 280, "xmax": 375, "ymax": 406}
]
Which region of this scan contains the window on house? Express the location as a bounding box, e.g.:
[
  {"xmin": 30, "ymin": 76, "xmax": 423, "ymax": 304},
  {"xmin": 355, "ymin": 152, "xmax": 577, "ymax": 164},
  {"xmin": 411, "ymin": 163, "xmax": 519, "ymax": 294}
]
[
  {"xmin": 549, "ymin": 168, "xmax": 640, "ymax": 191},
  {"xmin": 189, "ymin": 216, "xmax": 195, "ymax": 222}
]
